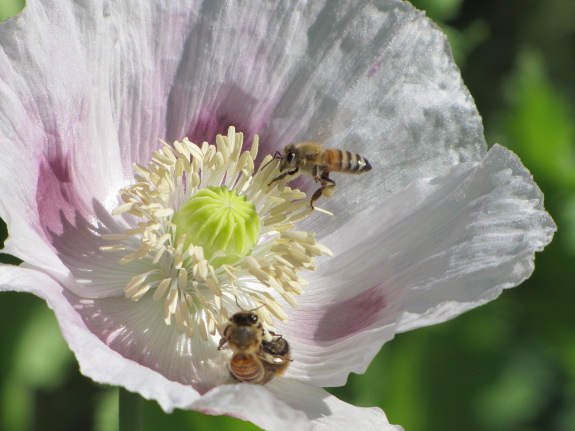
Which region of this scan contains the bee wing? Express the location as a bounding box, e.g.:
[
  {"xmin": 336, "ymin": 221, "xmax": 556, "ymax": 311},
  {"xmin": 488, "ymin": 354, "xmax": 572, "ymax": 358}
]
[
  {"xmin": 302, "ymin": 108, "xmax": 356, "ymax": 146},
  {"xmin": 315, "ymin": 119, "xmax": 332, "ymax": 145}
]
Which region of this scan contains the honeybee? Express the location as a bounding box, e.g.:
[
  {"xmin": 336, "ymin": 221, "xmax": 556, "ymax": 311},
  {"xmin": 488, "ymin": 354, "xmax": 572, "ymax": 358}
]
[
  {"xmin": 218, "ymin": 311, "xmax": 291, "ymax": 385},
  {"xmin": 260, "ymin": 335, "xmax": 291, "ymax": 381},
  {"xmin": 268, "ymin": 142, "xmax": 372, "ymax": 208}
]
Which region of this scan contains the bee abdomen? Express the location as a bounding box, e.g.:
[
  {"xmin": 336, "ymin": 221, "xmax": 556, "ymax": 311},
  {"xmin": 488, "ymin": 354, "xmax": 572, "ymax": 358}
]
[
  {"xmin": 323, "ymin": 149, "xmax": 372, "ymax": 174},
  {"xmin": 348, "ymin": 151, "xmax": 372, "ymax": 173},
  {"xmin": 229, "ymin": 353, "xmax": 264, "ymax": 384}
]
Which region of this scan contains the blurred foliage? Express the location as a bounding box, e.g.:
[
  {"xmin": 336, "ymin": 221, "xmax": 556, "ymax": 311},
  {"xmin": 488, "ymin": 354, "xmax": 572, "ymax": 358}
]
[
  {"xmin": 500, "ymin": 49, "xmax": 575, "ymax": 189},
  {"xmin": 0, "ymin": 0, "xmax": 24, "ymax": 21},
  {"xmin": 1, "ymin": 0, "xmax": 574, "ymax": 430}
]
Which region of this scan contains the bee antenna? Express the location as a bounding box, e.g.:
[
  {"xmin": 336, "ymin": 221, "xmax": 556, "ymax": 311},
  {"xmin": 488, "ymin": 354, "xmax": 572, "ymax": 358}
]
[
  {"xmin": 234, "ymin": 295, "xmax": 245, "ymax": 311},
  {"xmin": 248, "ymin": 303, "xmax": 265, "ymax": 313},
  {"xmin": 260, "ymin": 151, "xmax": 283, "ymax": 171},
  {"xmin": 235, "ymin": 295, "xmax": 266, "ymax": 313}
]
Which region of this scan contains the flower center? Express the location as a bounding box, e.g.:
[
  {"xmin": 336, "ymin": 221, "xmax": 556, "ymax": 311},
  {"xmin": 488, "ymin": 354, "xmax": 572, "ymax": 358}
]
[
  {"xmin": 102, "ymin": 127, "xmax": 332, "ymax": 340},
  {"xmin": 172, "ymin": 186, "xmax": 260, "ymax": 267}
]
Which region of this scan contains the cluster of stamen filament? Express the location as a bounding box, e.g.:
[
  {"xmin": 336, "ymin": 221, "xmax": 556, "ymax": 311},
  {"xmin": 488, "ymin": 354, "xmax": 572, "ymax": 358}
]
[{"xmin": 101, "ymin": 127, "xmax": 332, "ymax": 340}]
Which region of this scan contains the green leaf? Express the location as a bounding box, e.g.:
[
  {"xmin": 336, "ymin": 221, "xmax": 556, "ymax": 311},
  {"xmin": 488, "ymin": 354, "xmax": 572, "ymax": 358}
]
[
  {"xmin": 502, "ymin": 48, "xmax": 575, "ymax": 189},
  {"xmin": 0, "ymin": 0, "xmax": 25, "ymax": 22}
]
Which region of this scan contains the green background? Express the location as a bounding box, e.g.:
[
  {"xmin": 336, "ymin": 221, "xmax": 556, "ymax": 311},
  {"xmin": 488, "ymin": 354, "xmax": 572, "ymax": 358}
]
[{"xmin": 1, "ymin": 0, "xmax": 574, "ymax": 430}]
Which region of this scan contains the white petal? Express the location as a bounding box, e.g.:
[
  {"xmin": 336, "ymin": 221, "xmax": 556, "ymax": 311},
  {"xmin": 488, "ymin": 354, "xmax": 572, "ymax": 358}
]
[
  {"xmin": 63, "ymin": 287, "xmax": 237, "ymax": 392},
  {"xmin": 0, "ymin": 1, "xmax": 120, "ymax": 270},
  {"xmin": 1, "ymin": 0, "xmax": 486, "ymax": 267},
  {"xmin": 0, "ymin": 265, "xmax": 202, "ymax": 411},
  {"xmin": 188, "ymin": 383, "xmax": 312, "ymax": 431},
  {"xmin": 163, "ymin": 0, "xmax": 486, "ymax": 230},
  {"xmin": 0, "ymin": 0, "xmax": 197, "ymax": 266},
  {"xmin": 266, "ymin": 379, "xmax": 403, "ymax": 431},
  {"xmin": 189, "ymin": 380, "xmax": 402, "ymax": 431},
  {"xmin": 1, "ymin": 0, "xmax": 487, "ymax": 266},
  {"xmin": 0, "ymin": 0, "xmax": 126, "ymax": 200},
  {"xmin": 1, "ymin": 265, "xmax": 401, "ymax": 429},
  {"xmin": 278, "ymin": 144, "xmax": 555, "ymax": 385},
  {"xmin": 50, "ymin": 202, "xmax": 141, "ymax": 298},
  {"xmin": 102, "ymin": 1, "xmax": 202, "ymax": 166},
  {"xmin": 394, "ymin": 145, "xmax": 555, "ymax": 332},
  {"xmin": 0, "ymin": 199, "xmax": 70, "ymax": 280}
]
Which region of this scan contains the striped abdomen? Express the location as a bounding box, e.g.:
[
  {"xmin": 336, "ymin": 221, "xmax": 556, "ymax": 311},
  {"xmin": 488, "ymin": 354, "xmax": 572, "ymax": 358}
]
[
  {"xmin": 229, "ymin": 353, "xmax": 265, "ymax": 384},
  {"xmin": 320, "ymin": 149, "xmax": 372, "ymax": 174}
]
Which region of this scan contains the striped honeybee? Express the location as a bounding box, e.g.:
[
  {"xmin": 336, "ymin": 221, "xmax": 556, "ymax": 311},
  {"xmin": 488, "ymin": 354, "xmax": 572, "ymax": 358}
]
[
  {"xmin": 268, "ymin": 142, "xmax": 372, "ymax": 208},
  {"xmin": 218, "ymin": 311, "xmax": 291, "ymax": 385}
]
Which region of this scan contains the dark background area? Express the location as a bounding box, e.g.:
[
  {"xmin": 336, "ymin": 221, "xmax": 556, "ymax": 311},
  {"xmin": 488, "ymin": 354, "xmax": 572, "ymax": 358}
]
[{"xmin": 1, "ymin": 0, "xmax": 573, "ymax": 430}]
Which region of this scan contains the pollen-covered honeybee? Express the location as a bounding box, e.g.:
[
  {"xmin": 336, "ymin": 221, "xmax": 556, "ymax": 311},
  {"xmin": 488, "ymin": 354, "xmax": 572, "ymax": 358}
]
[
  {"xmin": 260, "ymin": 335, "xmax": 291, "ymax": 381},
  {"xmin": 268, "ymin": 142, "xmax": 372, "ymax": 208},
  {"xmin": 218, "ymin": 311, "xmax": 291, "ymax": 385}
]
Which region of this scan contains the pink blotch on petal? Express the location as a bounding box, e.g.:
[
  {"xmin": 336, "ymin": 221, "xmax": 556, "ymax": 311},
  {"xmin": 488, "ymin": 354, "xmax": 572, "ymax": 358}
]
[
  {"xmin": 183, "ymin": 85, "xmax": 274, "ymax": 151},
  {"xmin": 36, "ymin": 155, "xmax": 91, "ymax": 243},
  {"xmin": 293, "ymin": 286, "xmax": 387, "ymax": 342},
  {"xmin": 367, "ymin": 59, "xmax": 383, "ymax": 77}
]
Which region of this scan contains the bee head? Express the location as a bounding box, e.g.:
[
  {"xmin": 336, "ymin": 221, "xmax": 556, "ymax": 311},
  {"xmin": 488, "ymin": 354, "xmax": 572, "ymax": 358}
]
[
  {"xmin": 231, "ymin": 311, "xmax": 259, "ymax": 327},
  {"xmin": 281, "ymin": 145, "xmax": 297, "ymax": 170}
]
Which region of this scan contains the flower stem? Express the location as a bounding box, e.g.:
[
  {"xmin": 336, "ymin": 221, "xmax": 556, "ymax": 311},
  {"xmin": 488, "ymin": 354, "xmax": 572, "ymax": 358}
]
[{"xmin": 119, "ymin": 388, "xmax": 144, "ymax": 431}]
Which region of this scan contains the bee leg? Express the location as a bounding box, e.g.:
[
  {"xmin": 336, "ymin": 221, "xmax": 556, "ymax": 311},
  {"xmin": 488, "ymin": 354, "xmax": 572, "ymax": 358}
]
[
  {"xmin": 310, "ymin": 173, "xmax": 335, "ymax": 209},
  {"xmin": 218, "ymin": 338, "xmax": 228, "ymax": 351},
  {"xmin": 268, "ymin": 331, "xmax": 284, "ymax": 341},
  {"xmin": 321, "ymin": 176, "xmax": 336, "ymax": 198},
  {"xmin": 268, "ymin": 168, "xmax": 299, "ymax": 186},
  {"xmin": 310, "ymin": 187, "xmax": 323, "ymax": 209}
]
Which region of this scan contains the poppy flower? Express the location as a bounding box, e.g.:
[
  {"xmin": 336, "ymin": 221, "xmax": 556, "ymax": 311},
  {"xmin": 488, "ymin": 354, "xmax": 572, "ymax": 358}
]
[{"xmin": 0, "ymin": 0, "xmax": 555, "ymax": 430}]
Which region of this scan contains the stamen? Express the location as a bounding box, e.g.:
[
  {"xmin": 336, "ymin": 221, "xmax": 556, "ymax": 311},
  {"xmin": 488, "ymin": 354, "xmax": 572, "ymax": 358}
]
[{"xmin": 103, "ymin": 127, "xmax": 331, "ymax": 338}]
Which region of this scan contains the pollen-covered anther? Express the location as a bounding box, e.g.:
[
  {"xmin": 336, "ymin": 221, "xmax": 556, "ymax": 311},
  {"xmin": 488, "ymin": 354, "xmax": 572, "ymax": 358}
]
[{"xmin": 102, "ymin": 126, "xmax": 332, "ymax": 339}]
